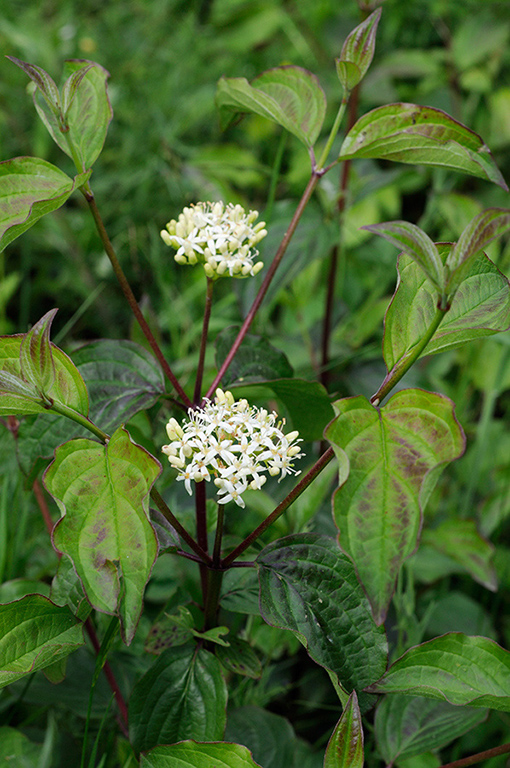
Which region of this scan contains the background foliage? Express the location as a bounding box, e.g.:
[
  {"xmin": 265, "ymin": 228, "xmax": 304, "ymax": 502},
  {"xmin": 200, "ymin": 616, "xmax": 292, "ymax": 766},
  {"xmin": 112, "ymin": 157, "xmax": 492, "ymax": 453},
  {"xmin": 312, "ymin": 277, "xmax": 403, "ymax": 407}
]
[{"xmin": 1, "ymin": 0, "xmax": 510, "ymax": 765}]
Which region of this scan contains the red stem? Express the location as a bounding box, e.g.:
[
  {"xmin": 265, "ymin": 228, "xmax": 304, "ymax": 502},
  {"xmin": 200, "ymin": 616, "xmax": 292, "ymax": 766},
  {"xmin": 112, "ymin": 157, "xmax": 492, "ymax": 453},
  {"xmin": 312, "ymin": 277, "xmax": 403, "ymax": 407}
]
[
  {"xmin": 222, "ymin": 447, "xmax": 334, "ymax": 566},
  {"xmin": 194, "ymin": 277, "xmax": 214, "ymax": 404},
  {"xmin": 205, "ymin": 172, "xmax": 321, "ymax": 400},
  {"xmin": 84, "ymin": 618, "xmax": 129, "ymax": 738},
  {"xmin": 32, "ymin": 479, "xmax": 55, "ymax": 539},
  {"xmin": 194, "ymin": 480, "xmax": 209, "ymax": 604},
  {"xmin": 438, "ymin": 741, "xmax": 510, "ymax": 768},
  {"xmin": 320, "ymin": 85, "xmax": 359, "ymax": 390},
  {"xmin": 32, "ymin": 480, "xmax": 129, "ymax": 737},
  {"xmin": 83, "ymin": 189, "xmax": 192, "ymax": 408}
]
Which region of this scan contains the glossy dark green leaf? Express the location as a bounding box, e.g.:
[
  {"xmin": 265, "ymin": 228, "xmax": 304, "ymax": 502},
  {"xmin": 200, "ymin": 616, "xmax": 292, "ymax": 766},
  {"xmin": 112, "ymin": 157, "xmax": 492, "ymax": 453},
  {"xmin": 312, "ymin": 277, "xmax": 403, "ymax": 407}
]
[
  {"xmin": 0, "ymin": 157, "xmax": 91, "ymax": 251},
  {"xmin": 225, "ymin": 706, "xmax": 295, "ymax": 768},
  {"xmin": 216, "ymin": 326, "xmax": 293, "ymax": 385},
  {"xmin": 73, "ymin": 339, "xmax": 165, "ymax": 427},
  {"xmin": 45, "ymin": 426, "xmax": 160, "ymax": 644},
  {"xmin": 383, "ymin": 249, "xmax": 510, "ymax": 373},
  {"xmin": 336, "ymin": 8, "xmax": 381, "ymax": 90},
  {"xmin": 232, "ymin": 378, "xmax": 334, "ymax": 442},
  {"xmin": 324, "ymin": 691, "xmax": 363, "ymax": 768},
  {"xmin": 0, "ymin": 594, "xmax": 84, "ymax": 688},
  {"xmin": 375, "ymin": 695, "xmax": 487, "ymax": 763},
  {"xmin": 421, "ymin": 519, "xmax": 497, "ymax": 591},
  {"xmin": 216, "ymin": 66, "xmax": 326, "ymax": 147},
  {"xmin": 220, "ymin": 568, "xmax": 260, "ymax": 615},
  {"xmin": 16, "ymin": 339, "xmax": 164, "ymax": 476},
  {"xmin": 19, "ymin": 309, "xmax": 57, "ymax": 397},
  {"xmin": 257, "ymin": 534, "xmax": 388, "ymax": 692},
  {"xmin": 141, "ymin": 741, "xmax": 262, "ymax": 768},
  {"xmin": 368, "ymin": 634, "xmax": 510, "ymax": 710},
  {"xmin": 363, "ymin": 221, "xmax": 443, "ymax": 292},
  {"xmin": 339, "ymin": 103, "xmax": 507, "ymax": 188},
  {"xmin": 130, "ymin": 644, "xmax": 227, "ymax": 752},
  {"xmin": 216, "ymin": 636, "xmax": 262, "ymax": 679},
  {"xmin": 0, "ymin": 334, "xmax": 88, "ymax": 417},
  {"xmin": 326, "ymin": 390, "xmax": 464, "ymax": 624}
]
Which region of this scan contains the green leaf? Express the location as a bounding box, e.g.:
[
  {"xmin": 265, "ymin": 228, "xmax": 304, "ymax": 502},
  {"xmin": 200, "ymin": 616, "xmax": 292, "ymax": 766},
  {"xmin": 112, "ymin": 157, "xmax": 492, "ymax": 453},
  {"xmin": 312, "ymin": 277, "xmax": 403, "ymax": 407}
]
[
  {"xmin": 362, "ymin": 221, "xmax": 444, "ymax": 292},
  {"xmin": 19, "ymin": 309, "xmax": 57, "ymax": 397},
  {"xmin": 324, "ymin": 691, "xmax": 363, "ymax": 768},
  {"xmin": 0, "ymin": 726, "xmax": 43, "ymax": 767},
  {"xmin": 375, "ymin": 695, "xmax": 487, "ymax": 763},
  {"xmin": 32, "ymin": 60, "xmax": 112, "ymax": 171},
  {"xmin": 7, "ymin": 56, "xmax": 60, "ymax": 110},
  {"xmin": 367, "ymin": 634, "xmax": 510, "ymax": 711},
  {"xmin": 0, "ymin": 334, "xmax": 88, "ymax": 417},
  {"xmin": 232, "ymin": 378, "xmax": 334, "ymax": 442},
  {"xmin": 141, "ymin": 741, "xmax": 262, "ymax": 768},
  {"xmin": 0, "ymin": 157, "xmax": 91, "ymax": 251},
  {"xmin": 216, "ymin": 66, "xmax": 326, "ymax": 148},
  {"xmin": 220, "ymin": 568, "xmax": 260, "ymax": 615},
  {"xmin": 216, "ymin": 636, "xmax": 262, "ymax": 679},
  {"xmin": 446, "ymin": 208, "xmax": 510, "ymax": 295},
  {"xmin": 338, "ymin": 103, "xmax": 508, "ymax": 188},
  {"xmin": 336, "ymin": 8, "xmax": 382, "ymax": 91},
  {"xmin": 50, "ymin": 555, "xmax": 92, "ymax": 622},
  {"xmin": 129, "ymin": 644, "xmax": 228, "ymax": 752},
  {"xmin": 0, "ymin": 594, "xmax": 84, "ymax": 688},
  {"xmin": 326, "ymin": 390, "xmax": 465, "ymax": 624},
  {"xmin": 383, "ymin": 249, "xmax": 510, "ymax": 373},
  {"xmin": 16, "ymin": 339, "xmax": 164, "ymax": 476},
  {"xmin": 61, "ymin": 63, "xmax": 95, "ymax": 115},
  {"xmin": 44, "ymin": 426, "xmax": 160, "ymax": 644},
  {"xmin": 225, "ymin": 706, "xmax": 296, "ymax": 768},
  {"xmin": 216, "ymin": 326, "xmax": 293, "ymax": 385},
  {"xmin": 257, "ymin": 534, "xmax": 388, "ymax": 693},
  {"xmin": 421, "ymin": 519, "xmax": 497, "ymax": 591},
  {"xmin": 62, "ymin": 60, "xmax": 113, "ymax": 169},
  {"xmin": 71, "ymin": 339, "xmax": 165, "ymax": 428}
]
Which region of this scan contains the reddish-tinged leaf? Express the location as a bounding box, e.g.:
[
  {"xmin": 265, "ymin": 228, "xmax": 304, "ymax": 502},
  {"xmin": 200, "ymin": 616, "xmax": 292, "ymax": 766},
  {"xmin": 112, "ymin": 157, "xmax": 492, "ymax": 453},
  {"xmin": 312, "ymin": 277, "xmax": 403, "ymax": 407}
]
[
  {"xmin": 0, "ymin": 334, "xmax": 88, "ymax": 417},
  {"xmin": 19, "ymin": 309, "xmax": 57, "ymax": 397},
  {"xmin": 336, "ymin": 8, "xmax": 381, "ymax": 90},
  {"xmin": 339, "ymin": 103, "xmax": 507, "ymax": 188},
  {"xmin": 7, "ymin": 57, "xmax": 60, "ymax": 109},
  {"xmin": 364, "ymin": 220, "xmax": 444, "ymax": 291},
  {"xmin": 383, "ymin": 247, "xmax": 510, "ymax": 372},
  {"xmin": 326, "ymin": 390, "xmax": 465, "ymax": 624},
  {"xmin": 0, "ymin": 157, "xmax": 91, "ymax": 251},
  {"xmin": 324, "ymin": 691, "xmax": 364, "ymax": 768},
  {"xmin": 45, "ymin": 427, "xmax": 160, "ymax": 644},
  {"xmin": 216, "ymin": 66, "xmax": 326, "ymax": 147},
  {"xmin": 446, "ymin": 208, "xmax": 510, "ymax": 295}
]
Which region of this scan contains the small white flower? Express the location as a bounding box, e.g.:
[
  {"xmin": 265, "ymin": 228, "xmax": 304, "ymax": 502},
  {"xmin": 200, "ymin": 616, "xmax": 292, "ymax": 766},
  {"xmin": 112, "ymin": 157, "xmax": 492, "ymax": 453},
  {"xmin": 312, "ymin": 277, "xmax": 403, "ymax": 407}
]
[
  {"xmin": 162, "ymin": 389, "xmax": 304, "ymax": 508},
  {"xmin": 160, "ymin": 202, "xmax": 267, "ymax": 279}
]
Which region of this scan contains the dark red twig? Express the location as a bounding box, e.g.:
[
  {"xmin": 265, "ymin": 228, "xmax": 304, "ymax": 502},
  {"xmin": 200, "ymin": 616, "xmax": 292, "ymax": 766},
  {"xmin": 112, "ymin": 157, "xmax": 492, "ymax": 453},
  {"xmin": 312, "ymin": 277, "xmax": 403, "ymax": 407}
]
[
  {"xmin": 84, "ymin": 618, "xmax": 129, "ymax": 738},
  {"xmin": 438, "ymin": 741, "xmax": 510, "ymax": 768}
]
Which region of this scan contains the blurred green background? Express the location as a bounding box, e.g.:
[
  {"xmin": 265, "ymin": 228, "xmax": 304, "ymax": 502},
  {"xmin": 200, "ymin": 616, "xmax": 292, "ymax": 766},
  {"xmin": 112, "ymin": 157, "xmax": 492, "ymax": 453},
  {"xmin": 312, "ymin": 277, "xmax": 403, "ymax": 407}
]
[{"xmin": 2, "ymin": 2, "xmax": 510, "ymax": 764}]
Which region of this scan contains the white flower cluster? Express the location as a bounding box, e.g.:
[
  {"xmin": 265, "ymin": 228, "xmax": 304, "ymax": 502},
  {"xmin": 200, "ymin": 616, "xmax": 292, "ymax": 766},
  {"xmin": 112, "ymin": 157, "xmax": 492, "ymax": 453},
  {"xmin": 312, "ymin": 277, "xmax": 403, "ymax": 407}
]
[
  {"xmin": 162, "ymin": 389, "xmax": 304, "ymax": 508},
  {"xmin": 160, "ymin": 201, "xmax": 267, "ymax": 279}
]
